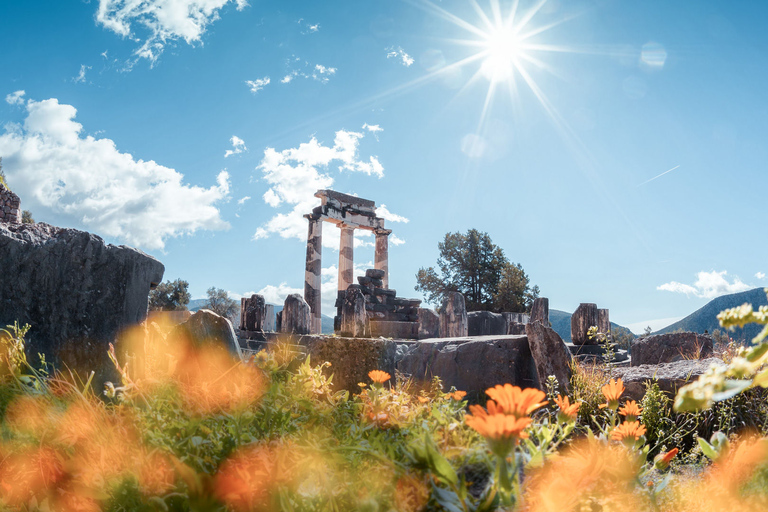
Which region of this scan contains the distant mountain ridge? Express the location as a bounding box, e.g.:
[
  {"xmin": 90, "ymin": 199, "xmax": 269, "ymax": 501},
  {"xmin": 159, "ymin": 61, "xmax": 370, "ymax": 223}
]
[{"xmin": 655, "ymin": 287, "xmax": 768, "ymax": 341}]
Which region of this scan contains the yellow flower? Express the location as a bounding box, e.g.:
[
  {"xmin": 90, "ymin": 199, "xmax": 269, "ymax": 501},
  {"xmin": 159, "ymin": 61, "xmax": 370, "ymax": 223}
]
[
  {"xmin": 599, "ymin": 378, "xmax": 625, "ymax": 411},
  {"xmin": 368, "ymin": 370, "xmax": 391, "ymax": 384},
  {"xmin": 611, "ymin": 421, "xmax": 646, "ymax": 443},
  {"xmin": 618, "ymin": 400, "xmax": 643, "ymax": 422},
  {"xmin": 553, "ymin": 395, "xmax": 580, "ymax": 422},
  {"xmin": 485, "ymin": 384, "xmax": 547, "ymax": 418}
]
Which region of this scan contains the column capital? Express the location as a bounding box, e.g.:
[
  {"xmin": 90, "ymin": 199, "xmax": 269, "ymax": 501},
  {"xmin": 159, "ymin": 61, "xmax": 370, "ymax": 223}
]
[
  {"xmin": 374, "ymin": 228, "xmax": 392, "ymax": 236},
  {"xmin": 304, "ymin": 213, "xmax": 322, "ymax": 221},
  {"xmin": 338, "ymin": 223, "xmax": 356, "ymax": 231}
]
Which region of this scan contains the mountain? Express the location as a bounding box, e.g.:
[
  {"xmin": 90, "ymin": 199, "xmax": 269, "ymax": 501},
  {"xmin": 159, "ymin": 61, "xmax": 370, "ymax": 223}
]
[
  {"xmin": 550, "ymin": 309, "xmax": 635, "ymax": 343},
  {"xmin": 655, "ymin": 287, "xmax": 768, "ymax": 342}
]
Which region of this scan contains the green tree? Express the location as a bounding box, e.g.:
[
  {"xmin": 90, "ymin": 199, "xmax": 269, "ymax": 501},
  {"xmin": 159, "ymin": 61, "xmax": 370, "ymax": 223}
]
[
  {"xmin": 21, "ymin": 210, "xmax": 34, "ymax": 224},
  {"xmin": 204, "ymin": 287, "xmax": 238, "ymax": 320},
  {"xmin": 0, "ymin": 157, "xmax": 7, "ymax": 188},
  {"xmin": 415, "ymin": 229, "xmax": 537, "ymax": 312},
  {"xmin": 148, "ymin": 279, "xmax": 191, "ymax": 311}
]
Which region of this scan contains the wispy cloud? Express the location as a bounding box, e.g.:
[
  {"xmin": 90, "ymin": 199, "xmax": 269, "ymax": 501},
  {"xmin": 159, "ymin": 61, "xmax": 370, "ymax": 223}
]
[
  {"xmin": 73, "ymin": 64, "xmax": 91, "ymax": 84},
  {"xmin": 657, "ymin": 270, "xmax": 751, "ymax": 299},
  {"xmin": 386, "ymin": 46, "xmax": 414, "ymax": 67},
  {"xmin": 5, "ymin": 90, "xmax": 25, "ymax": 106},
  {"xmin": 224, "ymin": 135, "xmax": 247, "ymax": 157},
  {"xmin": 638, "ymin": 165, "xmax": 680, "ymax": 187},
  {"xmin": 362, "ymin": 123, "xmax": 383, "ymax": 140},
  {"xmin": 246, "ymin": 77, "xmax": 270, "ymax": 93},
  {"xmin": 237, "ymin": 196, "xmax": 251, "ymax": 205},
  {"xmin": 297, "ymin": 18, "xmax": 319, "ymax": 34},
  {"xmin": 280, "ymin": 58, "xmax": 337, "ymax": 85},
  {"xmin": 757, "ymin": 272, "xmax": 766, "ymax": 280}
]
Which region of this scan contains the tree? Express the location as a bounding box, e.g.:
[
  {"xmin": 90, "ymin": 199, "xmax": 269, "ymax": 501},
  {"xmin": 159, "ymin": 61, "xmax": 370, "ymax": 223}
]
[
  {"xmin": 0, "ymin": 157, "xmax": 6, "ymax": 188},
  {"xmin": 21, "ymin": 210, "xmax": 34, "ymax": 224},
  {"xmin": 204, "ymin": 287, "xmax": 238, "ymax": 320},
  {"xmin": 415, "ymin": 229, "xmax": 537, "ymax": 312},
  {"xmin": 148, "ymin": 279, "xmax": 191, "ymax": 311}
]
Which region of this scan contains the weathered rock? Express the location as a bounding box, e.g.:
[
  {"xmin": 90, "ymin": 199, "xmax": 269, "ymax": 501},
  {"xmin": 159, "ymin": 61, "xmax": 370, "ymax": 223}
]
[
  {"xmin": 529, "ymin": 298, "xmax": 549, "ymax": 325},
  {"xmin": 241, "ymin": 294, "xmax": 266, "ymax": 332},
  {"xmin": 263, "ymin": 304, "xmax": 276, "ymax": 332},
  {"xmin": 438, "ymin": 292, "xmax": 468, "ymax": 338},
  {"xmin": 369, "ymin": 320, "xmax": 419, "ymax": 339},
  {"xmin": 613, "ymin": 358, "xmax": 725, "ymax": 401},
  {"xmin": 526, "ymin": 321, "xmax": 572, "ymax": 392},
  {"xmin": 397, "ymin": 335, "xmax": 538, "ymax": 402},
  {"xmin": 301, "ymin": 335, "xmax": 397, "ymax": 393},
  {"xmin": 340, "ymin": 287, "xmax": 367, "ymax": 337},
  {"xmin": 468, "ymin": 311, "xmax": 507, "ymax": 336},
  {"xmin": 631, "ymin": 332, "xmax": 714, "ymax": 367},
  {"xmin": 507, "ymin": 323, "xmax": 527, "ymax": 335},
  {"xmin": 598, "ymin": 308, "xmax": 611, "ymax": 335},
  {"xmin": 0, "ymin": 222, "xmax": 164, "ymax": 387},
  {"xmin": 418, "ymin": 308, "xmax": 440, "ymax": 339},
  {"xmin": 172, "ymin": 309, "xmax": 242, "ymax": 358},
  {"xmin": 366, "ymin": 268, "xmax": 386, "ymax": 279},
  {"xmin": 571, "ymin": 303, "xmax": 599, "ymax": 345},
  {"xmin": 282, "ymin": 294, "xmax": 311, "ymax": 335}
]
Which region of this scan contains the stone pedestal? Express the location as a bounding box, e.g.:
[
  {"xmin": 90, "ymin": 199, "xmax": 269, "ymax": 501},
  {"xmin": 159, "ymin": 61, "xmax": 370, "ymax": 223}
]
[
  {"xmin": 598, "ymin": 308, "xmax": 610, "ymax": 336},
  {"xmin": 438, "ymin": 292, "xmax": 468, "ymax": 338},
  {"xmin": 340, "ymin": 287, "xmax": 368, "ymax": 337},
  {"xmin": 530, "ymin": 297, "xmax": 549, "ymax": 325},
  {"xmin": 418, "ymin": 308, "xmax": 440, "ymax": 339},
  {"xmin": 282, "ymin": 294, "xmax": 311, "ymax": 335},
  {"xmin": 571, "ymin": 303, "xmax": 599, "ymax": 345}
]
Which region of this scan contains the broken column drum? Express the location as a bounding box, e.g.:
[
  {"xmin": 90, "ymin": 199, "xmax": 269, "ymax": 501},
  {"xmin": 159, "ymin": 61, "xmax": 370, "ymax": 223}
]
[{"xmin": 302, "ymin": 190, "xmax": 391, "ymax": 334}]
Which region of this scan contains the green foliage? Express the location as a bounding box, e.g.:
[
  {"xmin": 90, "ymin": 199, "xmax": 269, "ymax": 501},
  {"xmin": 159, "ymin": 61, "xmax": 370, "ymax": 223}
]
[
  {"xmin": 149, "ymin": 279, "xmax": 191, "ymax": 311},
  {"xmin": 641, "ymin": 380, "xmax": 672, "ymax": 448},
  {"xmin": 415, "ymin": 229, "xmax": 537, "ymax": 312},
  {"xmin": 0, "ymin": 157, "xmax": 6, "ymax": 188},
  {"xmin": 21, "ymin": 210, "xmax": 34, "ymax": 224},
  {"xmin": 203, "ymin": 286, "xmax": 238, "ymax": 319}
]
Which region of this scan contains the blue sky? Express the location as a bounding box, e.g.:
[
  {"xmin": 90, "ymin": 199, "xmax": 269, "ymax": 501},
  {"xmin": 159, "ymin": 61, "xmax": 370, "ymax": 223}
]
[{"xmin": 1, "ymin": 0, "xmax": 767, "ymax": 333}]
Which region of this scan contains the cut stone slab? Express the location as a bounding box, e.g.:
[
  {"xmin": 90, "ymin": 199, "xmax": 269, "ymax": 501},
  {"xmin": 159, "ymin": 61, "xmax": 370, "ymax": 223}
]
[
  {"xmin": 397, "ymin": 335, "xmax": 538, "ymax": 402},
  {"xmin": 369, "ymin": 320, "xmax": 418, "ymax": 339},
  {"xmin": 468, "ymin": 311, "xmax": 507, "ymax": 336},
  {"xmin": 172, "ymin": 309, "xmax": 242, "ymax": 359},
  {"xmin": 571, "ymin": 303, "xmax": 599, "ymax": 345},
  {"xmin": 526, "ymin": 321, "xmax": 572, "ymax": 393},
  {"xmin": 631, "ymin": 332, "xmax": 714, "ymax": 367},
  {"xmin": 438, "ymin": 292, "xmax": 468, "ymax": 338},
  {"xmin": 0, "ymin": 222, "xmax": 164, "ymax": 388},
  {"xmin": 612, "ymin": 358, "xmax": 726, "ymax": 401},
  {"xmin": 418, "ymin": 308, "xmax": 440, "ymax": 339}
]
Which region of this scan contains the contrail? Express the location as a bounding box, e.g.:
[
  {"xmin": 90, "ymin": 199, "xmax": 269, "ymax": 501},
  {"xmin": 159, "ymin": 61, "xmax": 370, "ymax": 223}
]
[{"xmin": 638, "ymin": 165, "xmax": 680, "ymax": 187}]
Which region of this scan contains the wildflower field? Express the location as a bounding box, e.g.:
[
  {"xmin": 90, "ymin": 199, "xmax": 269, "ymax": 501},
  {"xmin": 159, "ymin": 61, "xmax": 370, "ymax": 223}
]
[{"xmin": 1, "ymin": 294, "xmax": 768, "ymax": 511}]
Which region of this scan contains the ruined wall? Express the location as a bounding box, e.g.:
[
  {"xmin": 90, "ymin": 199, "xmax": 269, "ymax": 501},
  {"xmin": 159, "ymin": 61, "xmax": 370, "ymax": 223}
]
[{"xmin": 0, "ymin": 184, "xmax": 21, "ymax": 224}]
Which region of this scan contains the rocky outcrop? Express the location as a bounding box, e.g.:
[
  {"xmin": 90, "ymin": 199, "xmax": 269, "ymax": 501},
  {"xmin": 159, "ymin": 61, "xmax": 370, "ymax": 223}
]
[
  {"xmin": 468, "ymin": 311, "xmax": 507, "ymax": 336},
  {"xmin": 397, "ymin": 335, "xmax": 538, "ymax": 401},
  {"xmin": 172, "ymin": 309, "xmax": 242, "ymax": 358},
  {"xmin": 0, "ymin": 222, "xmax": 164, "ymax": 386},
  {"xmin": 612, "ymin": 358, "xmax": 725, "ymax": 401},
  {"xmin": 438, "ymin": 292, "xmax": 468, "ymax": 338},
  {"xmin": 631, "ymin": 332, "xmax": 714, "ymax": 366},
  {"xmin": 526, "ymin": 321, "xmax": 572, "ymax": 392}
]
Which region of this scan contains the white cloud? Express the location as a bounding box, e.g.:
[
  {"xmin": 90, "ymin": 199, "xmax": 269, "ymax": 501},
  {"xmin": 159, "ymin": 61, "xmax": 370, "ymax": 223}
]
[
  {"xmin": 224, "ymin": 135, "xmax": 247, "ymax": 157},
  {"xmin": 237, "ymin": 196, "xmax": 251, "ymax": 205},
  {"xmin": 253, "ymin": 129, "xmax": 396, "ymax": 249},
  {"xmin": 0, "ymin": 96, "xmax": 230, "ymax": 250},
  {"xmin": 756, "ymin": 272, "xmax": 766, "ymax": 280},
  {"xmin": 280, "ymin": 60, "xmax": 337, "ymax": 85},
  {"xmin": 95, "ymin": 0, "xmax": 249, "ymax": 65},
  {"xmin": 246, "ymin": 77, "xmax": 270, "ymax": 93},
  {"xmin": 657, "ymin": 270, "xmax": 752, "ymax": 299},
  {"xmin": 5, "ymin": 90, "xmax": 25, "ymax": 105},
  {"xmin": 280, "ymin": 74, "xmax": 294, "ymax": 84},
  {"xmin": 297, "ymin": 19, "xmax": 319, "ymax": 34},
  {"xmin": 390, "ymin": 234, "xmax": 405, "ymax": 246},
  {"xmin": 256, "ymin": 282, "xmax": 303, "ymax": 306},
  {"xmin": 376, "ymin": 204, "xmax": 409, "ymax": 223},
  {"xmin": 386, "ymin": 46, "xmax": 414, "ymax": 67},
  {"xmin": 362, "ymin": 123, "xmax": 383, "ymax": 141},
  {"xmin": 73, "ymin": 65, "xmax": 91, "ymax": 84}
]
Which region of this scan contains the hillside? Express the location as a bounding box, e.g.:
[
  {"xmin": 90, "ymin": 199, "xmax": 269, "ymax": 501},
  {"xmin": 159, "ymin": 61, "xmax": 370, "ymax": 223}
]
[
  {"xmin": 550, "ymin": 309, "xmax": 634, "ymax": 343},
  {"xmin": 656, "ymin": 287, "xmax": 768, "ymax": 342}
]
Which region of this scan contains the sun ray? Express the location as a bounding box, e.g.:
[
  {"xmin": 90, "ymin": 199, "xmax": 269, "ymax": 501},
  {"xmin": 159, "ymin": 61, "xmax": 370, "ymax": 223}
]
[
  {"xmin": 512, "ymin": 0, "xmax": 548, "ymax": 33},
  {"xmin": 470, "ymin": 0, "xmax": 496, "ymax": 32},
  {"xmin": 405, "ymin": 0, "xmax": 488, "ymax": 39}
]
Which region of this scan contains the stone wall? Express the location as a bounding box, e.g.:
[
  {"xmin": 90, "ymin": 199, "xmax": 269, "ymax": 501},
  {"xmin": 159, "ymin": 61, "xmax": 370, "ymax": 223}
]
[{"xmin": 0, "ymin": 184, "xmax": 21, "ymax": 224}]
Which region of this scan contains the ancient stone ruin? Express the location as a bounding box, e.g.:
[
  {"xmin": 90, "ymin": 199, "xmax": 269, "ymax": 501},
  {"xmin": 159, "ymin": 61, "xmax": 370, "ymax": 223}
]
[{"xmin": 0, "ymin": 183, "xmax": 22, "ymax": 224}]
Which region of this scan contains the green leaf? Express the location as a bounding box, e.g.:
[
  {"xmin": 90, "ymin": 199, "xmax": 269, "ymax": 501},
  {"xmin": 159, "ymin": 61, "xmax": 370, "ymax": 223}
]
[
  {"xmin": 424, "ymin": 434, "xmax": 459, "ymax": 486},
  {"xmin": 431, "ymin": 484, "xmax": 466, "ymax": 512},
  {"xmin": 698, "ymin": 438, "xmax": 718, "ymax": 460}
]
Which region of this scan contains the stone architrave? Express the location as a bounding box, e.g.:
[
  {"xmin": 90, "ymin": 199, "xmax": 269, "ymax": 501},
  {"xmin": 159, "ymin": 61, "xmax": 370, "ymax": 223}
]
[
  {"xmin": 172, "ymin": 309, "xmax": 242, "ymax": 359},
  {"xmin": 418, "ymin": 308, "xmax": 440, "ymax": 339},
  {"xmin": 526, "ymin": 321, "xmax": 573, "ymax": 392},
  {"xmin": 263, "ymin": 304, "xmax": 276, "ymax": 332},
  {"xmin": 282, "ymin": 294, "xmax": 312, "ymax": 335},
  {"xmin": 242, "ymin": 294, "xmax": 266, "ymax": 332},
  {"xmin": 530, "ymin": 298, "xmax": 549, "ymax": 325},
  {"xmin": 0, "ymin": 221, "xmax": 163, "ymax": 388},
  {"xmin": 438, "ymin": 292, "xmax": 468, "ymax": 338},
  {"xmin": 631, "ymin": 332, "xmax": 714, "ymax": 367},
  {"xmin": 598, "ymin": 309, "xmax": 611, "ymax": 336},
  {"xmin": 571, "ymin": 303, "xmax": 599, "ymax": 345},
  {"xmin": 340, "ymin": 286, "xmax": 368, "ymax": 337}
]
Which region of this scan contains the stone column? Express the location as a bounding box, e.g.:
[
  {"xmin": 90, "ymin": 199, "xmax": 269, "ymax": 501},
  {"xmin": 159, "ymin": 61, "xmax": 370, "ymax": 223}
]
[
  {"xmin": 598, "ymin": 309, "xmax": 611, "ymax": 336},
  {"xmin": 304, "ymin": 215, "xmax": 323, "ymax": 334},
  {"xmin": 338, "ymin": 224, "xmax": 354, "ymax": 292},
  {"xmin": 374, "ymin": 228, "xmax": 392, "ymax": 289}
]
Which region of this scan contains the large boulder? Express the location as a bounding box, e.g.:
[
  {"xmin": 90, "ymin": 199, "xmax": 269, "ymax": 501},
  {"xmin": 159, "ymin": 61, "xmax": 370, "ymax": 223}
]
[
  {"xmin": 0, "ymin": 222, "xmax": 163, "ymax": 386},
  {"xmin": 172, "ymin": 309, "xmax": 242, "ymax": 358},
  {"xmin": 418, "ymin": 308, "xmax": 440, "ymax": 339},
  {"xmin": 526, "ymin": 321, "xmax": 572, "ymax": 393},
  {"xmin": 631, "ymin": 332, "xmax": 714, "ymax": 366},
  {"xmin": 397, "ymin": 335, "xmax": 538, "ymax": 402},
  {"xmin": 438, "ymin": 292, "xmax": 468, "ymax": 338},
  {"xmin": 612, "ymin": 358, "xmax": 725, "ymax": 401},
  {"xmin": 468, "ymin": 311, "xmax": 507, "ymax": 336}
]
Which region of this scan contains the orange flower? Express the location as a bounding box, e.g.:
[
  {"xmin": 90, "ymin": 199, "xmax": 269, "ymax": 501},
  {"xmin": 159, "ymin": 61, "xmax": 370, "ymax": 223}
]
[
  {"xmin": 654, "ymin": 448, "xmax": 679, "ymax": 470},
  {"xmin": 368, "ymin": 370, "xmax": 391, "ymax": 384},
  {"xmin": 611, "ymin": 421, "xmax": 646, "ymax": 443},
  {"xmin": 449, "ymin": 390, "xmax": 467, "ymax": 401},
  {"xmin": 599, "ymin": 379, "xmax": 625, "ymax": 410},
  {"xmin": 553, "ymin": 395, "xmax": 580, "ymax": 422},
  {"xmin": 485, "ymin": 384, "xmax": 547, "ymax": 418},
  {"xmin": 417, "ymin": 396, "xmax": 430, "ymax": 404},
  {"xmin": 466, "ymin": 402, "xmax": 532, "ymax": 456},
  {"xmin": 618, "ymin": 400, "xmax": 643, "ymax": 421}
]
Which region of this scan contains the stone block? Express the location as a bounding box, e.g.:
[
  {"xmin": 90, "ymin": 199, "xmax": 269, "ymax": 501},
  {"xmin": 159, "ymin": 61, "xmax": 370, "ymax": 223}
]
[
  {"xmin": 369, "ymin": 320, "xmax": 419, "ymax": 339},
  {"xmin": 631, "ymin": 332, "xmax": 714, "ymax": 367},
  {"xmin": 418, "ymin": 308, "xmax": 440, "ymax": 339},
  {"xmin": 613, "ymin": 358, "xmax": 725, "ymax": 401},
  {"xmin": 571, "ymin": 303, "xmax": 599, "ymax": 345},
  {"xmin": 366, "ymin": 268, "xmax": 386, "ymax": 279},
  {"xmin": 340, "ymin": 286, "xmax": 368, "ymax": 337},
  {"xmin": 468, "ymin": 311, "xmax": 507, "ymax": 336},
  {"xmin": 529, "ymin": 298, "xmax": 549, "ymax": 325},
  {"xmin": 172, "ymin": 309, "xmax": 242, "ymax": 359},
  {"xmin": 282, "ymin": 294, "xmax": 311, "ymax": 335},
  {"xmin": 438, "ymin": 292, "xmax": 468, "ymax": 338}
]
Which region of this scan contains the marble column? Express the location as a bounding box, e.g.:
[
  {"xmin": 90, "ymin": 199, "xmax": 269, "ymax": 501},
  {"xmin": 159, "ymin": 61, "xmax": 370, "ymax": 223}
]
[
  {"xmin": 374, "ymin": 228, "xmax": 392, "ymax": 289},
  {"xmin": 304, "ymin": 215, "xmax": 323, "ymax": 334},
  {"xmin": 338, "ymin": 224, "xmax": 355, "ymax": 292}
]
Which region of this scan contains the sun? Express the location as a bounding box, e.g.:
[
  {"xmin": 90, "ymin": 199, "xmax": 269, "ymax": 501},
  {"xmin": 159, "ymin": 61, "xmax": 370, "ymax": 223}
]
[{"xmin": 480, "ymin": 25, "xmax": 524, "ymax": 82}]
